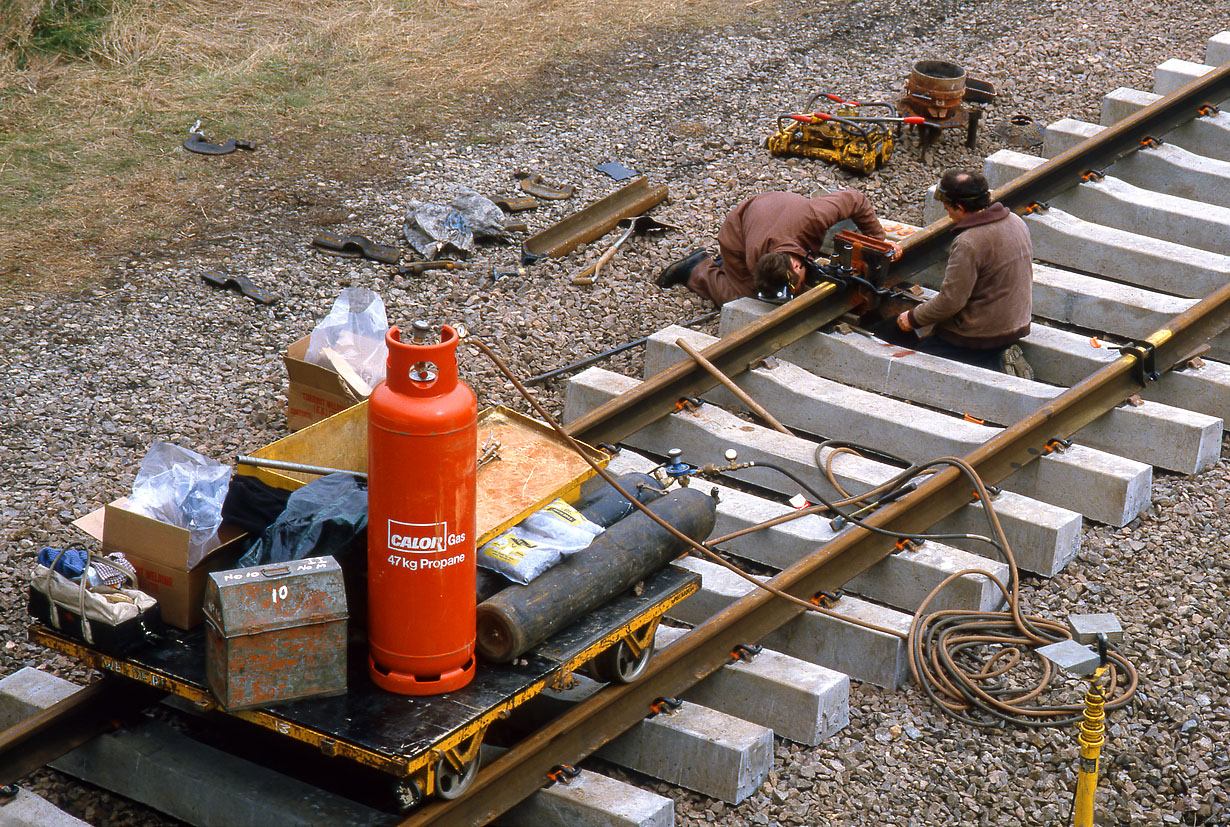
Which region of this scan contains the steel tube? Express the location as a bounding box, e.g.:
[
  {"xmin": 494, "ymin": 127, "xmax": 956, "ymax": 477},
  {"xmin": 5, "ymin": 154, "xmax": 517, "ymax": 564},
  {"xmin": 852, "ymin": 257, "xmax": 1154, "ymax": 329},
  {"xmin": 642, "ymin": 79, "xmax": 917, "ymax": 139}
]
[
  {"xmin": 475, "ymin": 488, "xmax": 716, "ymax": 662},
  {"xmin": 236, "ymin": 455, "xmax": 368, "ymax": 480}
]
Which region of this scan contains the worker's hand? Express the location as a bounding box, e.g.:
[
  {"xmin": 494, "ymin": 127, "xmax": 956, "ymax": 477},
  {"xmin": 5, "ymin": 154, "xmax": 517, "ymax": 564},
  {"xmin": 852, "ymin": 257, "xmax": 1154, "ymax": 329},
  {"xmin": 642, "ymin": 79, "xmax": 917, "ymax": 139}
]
[
  {"xmin": 896, "ymin": 311, "xmax": 913, "ymax": 332},
  {"xmin": 887, "ymin": 241, "xmax": 903, "ymax": 261}
]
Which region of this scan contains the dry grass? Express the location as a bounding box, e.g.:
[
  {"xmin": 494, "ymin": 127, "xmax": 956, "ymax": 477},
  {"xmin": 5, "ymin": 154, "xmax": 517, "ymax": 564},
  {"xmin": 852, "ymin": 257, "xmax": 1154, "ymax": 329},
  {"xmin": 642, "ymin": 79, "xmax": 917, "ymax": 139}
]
[{"xmin": 0, "ymin": 0, "xmax": 758, "ymax": 290}]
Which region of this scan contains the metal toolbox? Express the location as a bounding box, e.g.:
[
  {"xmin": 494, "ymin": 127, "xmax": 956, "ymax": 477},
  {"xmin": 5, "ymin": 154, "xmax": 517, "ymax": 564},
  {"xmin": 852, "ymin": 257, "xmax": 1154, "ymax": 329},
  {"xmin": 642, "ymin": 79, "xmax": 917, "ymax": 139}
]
[{"xmin": 203, "ymin": 556, "xmax": 348, "ymax": 711}]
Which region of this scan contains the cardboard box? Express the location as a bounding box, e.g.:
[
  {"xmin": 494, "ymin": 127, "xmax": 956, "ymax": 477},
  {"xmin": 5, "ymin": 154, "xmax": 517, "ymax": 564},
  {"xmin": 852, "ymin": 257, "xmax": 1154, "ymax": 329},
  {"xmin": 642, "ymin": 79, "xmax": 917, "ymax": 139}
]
[
  {"xmin": 74, "ymin": 500, "xmax": 246, "ymax": 630},
  {"xmin": 284, "ymin": 335, "xmax": 360, "ymax": 431}
]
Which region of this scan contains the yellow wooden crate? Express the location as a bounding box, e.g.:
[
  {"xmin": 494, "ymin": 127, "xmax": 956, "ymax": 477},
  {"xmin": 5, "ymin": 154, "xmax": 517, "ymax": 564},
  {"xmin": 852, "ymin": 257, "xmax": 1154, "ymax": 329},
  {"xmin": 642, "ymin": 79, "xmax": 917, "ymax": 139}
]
[{"xmin": 240, "ymin": 403, "xmax": 608, "ymax": 545}]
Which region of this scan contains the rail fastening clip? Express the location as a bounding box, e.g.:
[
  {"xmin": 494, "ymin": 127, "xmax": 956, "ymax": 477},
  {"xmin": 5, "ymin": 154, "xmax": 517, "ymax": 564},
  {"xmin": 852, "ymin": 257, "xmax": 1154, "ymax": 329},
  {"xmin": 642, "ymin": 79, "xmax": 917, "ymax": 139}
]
[
  {"xmin": 546, "ymin": 765, "xmax": 582, "ymax": 787},
  {"xmin": 1119, "ymin": 339, "xmax": 1160, "ymax": 384}
]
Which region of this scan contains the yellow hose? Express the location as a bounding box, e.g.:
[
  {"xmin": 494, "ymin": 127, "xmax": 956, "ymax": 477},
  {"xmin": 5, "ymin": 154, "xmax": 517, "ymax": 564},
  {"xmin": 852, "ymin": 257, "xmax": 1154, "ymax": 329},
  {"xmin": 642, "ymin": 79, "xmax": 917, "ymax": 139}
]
[{"xmin": 1072, "ymin": 667, "xmax": 1107, "ymax": 827}]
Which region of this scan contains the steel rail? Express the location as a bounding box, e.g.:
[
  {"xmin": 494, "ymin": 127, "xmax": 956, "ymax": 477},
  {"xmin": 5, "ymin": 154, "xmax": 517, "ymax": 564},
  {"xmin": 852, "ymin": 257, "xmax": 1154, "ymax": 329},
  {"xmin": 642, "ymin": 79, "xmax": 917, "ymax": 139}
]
[
  {"xmin": 566, "ymin": 61, "xmax": 1230, "ymax": 448},
  {"xmin": 403, "ymin": 275, "xmax": 1230, "ymax": 826},
  {"xmin": 0, "ymin": 674, "xmax": 164, "ymax": 784}
]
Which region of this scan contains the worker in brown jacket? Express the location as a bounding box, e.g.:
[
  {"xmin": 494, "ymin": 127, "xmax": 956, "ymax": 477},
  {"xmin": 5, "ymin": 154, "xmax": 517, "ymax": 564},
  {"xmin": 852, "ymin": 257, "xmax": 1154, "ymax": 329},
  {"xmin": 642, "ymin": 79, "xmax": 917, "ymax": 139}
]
[
  {"xmin": 656, "ymin": 189, "xmax": 888, "ymax": 306},
  {"xmin": 887, "ymin": 169, "xmax": 1034, "ymax": 377}
]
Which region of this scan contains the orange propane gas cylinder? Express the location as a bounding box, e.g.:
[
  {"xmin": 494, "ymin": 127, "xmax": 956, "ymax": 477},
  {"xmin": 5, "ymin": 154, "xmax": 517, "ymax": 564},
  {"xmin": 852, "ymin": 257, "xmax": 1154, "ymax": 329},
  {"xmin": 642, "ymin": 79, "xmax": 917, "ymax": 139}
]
[{"xmin": 367, "ymin": 321, "xmax": 477, "ymax": 695}]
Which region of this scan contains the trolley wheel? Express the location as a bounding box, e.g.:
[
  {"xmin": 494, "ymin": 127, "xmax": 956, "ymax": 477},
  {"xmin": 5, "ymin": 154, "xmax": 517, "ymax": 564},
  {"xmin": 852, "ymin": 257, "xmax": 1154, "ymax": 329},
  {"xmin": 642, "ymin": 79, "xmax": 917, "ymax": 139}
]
[
  {"xmin": 434, "ymin": 755, "xmax": 480, "ymax": 800},
  {"xmin": 394, "ymin": 778, "xmax": 423, "ymax": 812},
  {"xmin": 591, "ymin": 638, "xmax": 654, "ymax": 684}
]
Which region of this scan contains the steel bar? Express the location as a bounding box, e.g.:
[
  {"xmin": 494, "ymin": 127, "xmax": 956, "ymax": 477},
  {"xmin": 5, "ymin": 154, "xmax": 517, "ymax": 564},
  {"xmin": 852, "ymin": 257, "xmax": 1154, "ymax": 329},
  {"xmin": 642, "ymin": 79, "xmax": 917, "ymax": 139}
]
[
  {"xmin": 236, "ymin": 455, "xmax": 368, "ymax": 480},
  {"xmin": 403, "ymin": 276, "xmax": 1230, "ymax": 827},
  {"xmin": 676, "ymin": 337, "xmax": 793, "ymax": 435},
  {"xmin": 526, "ymin": 311, "xmax": 719, "ymax": 386},
  {"xmin": 0, "ymin": 674, "xmax": 163, "ymax": 784}
]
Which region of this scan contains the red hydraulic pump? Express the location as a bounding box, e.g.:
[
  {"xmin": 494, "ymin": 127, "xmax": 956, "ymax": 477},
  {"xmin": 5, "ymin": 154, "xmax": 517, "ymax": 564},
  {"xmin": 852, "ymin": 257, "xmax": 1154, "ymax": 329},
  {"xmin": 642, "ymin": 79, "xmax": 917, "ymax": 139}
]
[{"xmin": 367, "ymin": 321, "xmax": 477, "ymax": 695}]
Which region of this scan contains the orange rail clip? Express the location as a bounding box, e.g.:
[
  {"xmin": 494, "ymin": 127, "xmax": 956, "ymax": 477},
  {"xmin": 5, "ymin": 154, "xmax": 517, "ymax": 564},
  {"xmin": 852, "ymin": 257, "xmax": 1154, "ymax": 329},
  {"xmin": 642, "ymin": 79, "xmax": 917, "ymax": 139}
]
[
  {"xmin": 1041, "ymin": 439, "xmax": 1068, "ymax": 455},
  {"xmin": 648, "ymin": 697, "xmax": 683, "ymax": 718}
]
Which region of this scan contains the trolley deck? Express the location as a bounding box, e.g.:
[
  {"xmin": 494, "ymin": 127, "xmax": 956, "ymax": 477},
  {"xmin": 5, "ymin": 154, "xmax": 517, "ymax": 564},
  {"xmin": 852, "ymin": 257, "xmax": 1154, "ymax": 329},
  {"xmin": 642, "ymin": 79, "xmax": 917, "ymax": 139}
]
[{"xmin": 29, "ymin": 563, "xmax": 699, "ymax": 807}]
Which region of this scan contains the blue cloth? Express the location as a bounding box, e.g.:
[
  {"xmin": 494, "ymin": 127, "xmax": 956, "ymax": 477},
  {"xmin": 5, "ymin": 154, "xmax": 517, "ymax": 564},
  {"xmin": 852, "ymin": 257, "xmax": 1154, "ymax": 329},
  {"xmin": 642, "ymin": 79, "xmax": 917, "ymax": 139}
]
[{"xmin": 37, "ymin": 547, "xmax": 89, "ymax": 580}]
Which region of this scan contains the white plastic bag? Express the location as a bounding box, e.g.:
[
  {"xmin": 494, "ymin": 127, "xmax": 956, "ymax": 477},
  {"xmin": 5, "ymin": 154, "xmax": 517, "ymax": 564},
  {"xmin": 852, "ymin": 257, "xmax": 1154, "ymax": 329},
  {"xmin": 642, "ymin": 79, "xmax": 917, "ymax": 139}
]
[
  {"xmin": 127, "ymin": 442, "xmax": 233, "ymax": 566},
  {"xmin": 306, "ymin": 287, "xmax": 389, "ymax": 389},
  {"xmin": 477, "ymin": 499, "xmax": 603, "ymax": 585}
]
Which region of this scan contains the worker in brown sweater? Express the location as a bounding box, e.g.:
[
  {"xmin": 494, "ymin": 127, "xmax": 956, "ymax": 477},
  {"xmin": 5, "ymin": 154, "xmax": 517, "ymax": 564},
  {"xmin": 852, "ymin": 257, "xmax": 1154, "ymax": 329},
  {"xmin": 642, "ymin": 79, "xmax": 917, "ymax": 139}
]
[
  {"xmin": 656, "ymin": 189, "xmax": 889, "ymax": 306},
  {"xmin": 885, "ymin": 169, "xmax": 1034, "ymax": 377}
]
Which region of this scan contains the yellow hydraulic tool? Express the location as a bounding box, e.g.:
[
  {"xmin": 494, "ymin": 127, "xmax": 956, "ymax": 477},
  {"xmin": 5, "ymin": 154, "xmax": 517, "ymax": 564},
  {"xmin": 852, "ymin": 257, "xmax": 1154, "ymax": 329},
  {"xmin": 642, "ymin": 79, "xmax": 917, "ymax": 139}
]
[
  {"xmin": 764, "ymin": 94, "xmax": 940, "ymax": 175},
  {"xmin": 1072, "ymin": 665, "xmax": 1108, "ymax": 827},
  {"xmin": 1037, "ymin": 624, "xmax": 1122, "ymax": 827},
  {"xmin": 765, "ymin": 109, "xmax": 892, "ymax": 175}
]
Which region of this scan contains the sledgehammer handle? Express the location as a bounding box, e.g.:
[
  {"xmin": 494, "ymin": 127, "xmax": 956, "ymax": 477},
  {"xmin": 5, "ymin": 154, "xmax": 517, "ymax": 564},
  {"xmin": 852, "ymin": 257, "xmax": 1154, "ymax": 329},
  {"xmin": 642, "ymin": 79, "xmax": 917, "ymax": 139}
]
[{"xmin": 572, "ymin": 225, "xmax": 635, "ymax": 285}]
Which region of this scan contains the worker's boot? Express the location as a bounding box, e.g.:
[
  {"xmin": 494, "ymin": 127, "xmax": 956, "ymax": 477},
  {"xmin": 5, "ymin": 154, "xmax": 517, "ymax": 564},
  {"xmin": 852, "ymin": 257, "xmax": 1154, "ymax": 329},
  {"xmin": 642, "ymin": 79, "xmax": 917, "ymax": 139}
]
[
  {"xmin": 999, "ymin": 344, "xmax": 1034, "ymax": 380},
  {"xmin": 656, "ymin": 250, "xmax": 707, "ymax": 288}
]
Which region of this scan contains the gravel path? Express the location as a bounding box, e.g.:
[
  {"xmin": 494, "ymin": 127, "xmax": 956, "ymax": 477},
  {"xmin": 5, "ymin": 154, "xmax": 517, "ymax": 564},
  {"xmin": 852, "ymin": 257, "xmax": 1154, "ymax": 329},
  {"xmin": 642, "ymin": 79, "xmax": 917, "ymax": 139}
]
[{"xmin": 4, "ymin": 1, "xmax": 1226, "ymax": 824}]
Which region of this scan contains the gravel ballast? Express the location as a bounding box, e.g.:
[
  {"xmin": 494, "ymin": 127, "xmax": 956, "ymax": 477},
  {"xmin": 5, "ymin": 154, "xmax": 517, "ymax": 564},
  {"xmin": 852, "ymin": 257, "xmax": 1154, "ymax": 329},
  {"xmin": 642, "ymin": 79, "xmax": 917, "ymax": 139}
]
[{"xmin": 4, "ymin": 1, "xmax": 1227, "ymax": 824}]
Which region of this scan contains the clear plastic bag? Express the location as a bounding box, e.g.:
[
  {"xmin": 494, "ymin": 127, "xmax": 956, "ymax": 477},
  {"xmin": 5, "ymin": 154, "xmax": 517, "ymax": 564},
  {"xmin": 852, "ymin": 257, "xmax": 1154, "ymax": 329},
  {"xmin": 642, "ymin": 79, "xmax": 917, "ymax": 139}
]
[
  {"xmin": 477, "ymin": 499, "xmax": 603, "ymax": 585},
  {"xmin": 306, "ymin": 287, "xmax": 389, "ymax": 389},
  {"xmin": 127, "ymin": 442, "xmax": 233, "ymax": 566}
]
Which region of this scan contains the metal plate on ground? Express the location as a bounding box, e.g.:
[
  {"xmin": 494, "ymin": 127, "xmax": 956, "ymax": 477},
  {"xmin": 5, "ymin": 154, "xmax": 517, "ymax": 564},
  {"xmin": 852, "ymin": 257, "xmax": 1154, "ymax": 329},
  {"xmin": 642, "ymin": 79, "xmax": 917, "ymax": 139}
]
[{"xmin": 520, "ymin": 177, "xmax": 669, "ymax": 263}]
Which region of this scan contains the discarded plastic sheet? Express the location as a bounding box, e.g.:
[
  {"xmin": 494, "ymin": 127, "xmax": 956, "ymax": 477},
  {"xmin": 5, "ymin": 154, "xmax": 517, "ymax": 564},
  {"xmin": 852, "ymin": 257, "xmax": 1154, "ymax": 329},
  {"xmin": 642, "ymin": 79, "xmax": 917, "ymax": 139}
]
[
  {"xmin": 403, "ymin": 189, "xmax": 510, "ymax": 258},
  {"xmin": 128, "ymin": 442, "xmax": 232, "ymax": 565},
  {"xmin": 521, "ymin": 177, "xmax": 669, "ymax": 264},
  {"xmin": 306, "ymin": 287, "xmax": 389, "ymax": 389}
]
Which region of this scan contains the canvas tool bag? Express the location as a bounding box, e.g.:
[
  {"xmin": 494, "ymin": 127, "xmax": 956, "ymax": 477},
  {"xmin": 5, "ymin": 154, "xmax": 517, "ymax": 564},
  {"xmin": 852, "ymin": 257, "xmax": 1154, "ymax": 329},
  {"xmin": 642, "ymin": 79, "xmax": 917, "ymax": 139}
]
[{"xmin": 28, "ymin": 549, "xmax": 162, "ymax": 652}]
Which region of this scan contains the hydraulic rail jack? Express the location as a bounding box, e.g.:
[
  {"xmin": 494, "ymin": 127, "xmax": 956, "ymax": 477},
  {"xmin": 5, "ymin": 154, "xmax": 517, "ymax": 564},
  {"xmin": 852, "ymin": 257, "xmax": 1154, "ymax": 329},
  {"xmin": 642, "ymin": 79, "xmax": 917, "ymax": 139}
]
[{"xmin": 764, "ymin": 94, "xmax": 939, "ymax": 175}]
